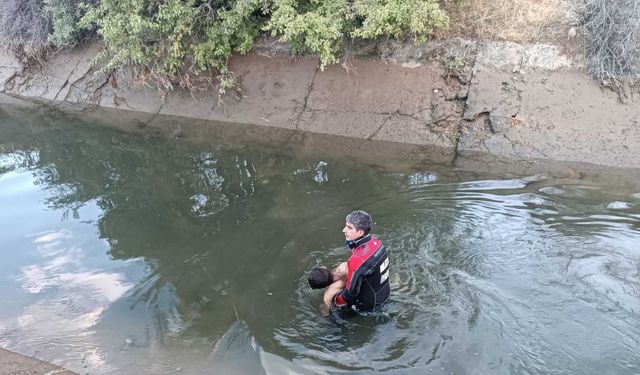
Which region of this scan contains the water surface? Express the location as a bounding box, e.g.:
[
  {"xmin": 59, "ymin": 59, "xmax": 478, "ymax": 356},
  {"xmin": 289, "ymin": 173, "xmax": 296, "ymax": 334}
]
[{"xmin": 1, "ymin": 106, "xmax": 639, "ymax": 374}]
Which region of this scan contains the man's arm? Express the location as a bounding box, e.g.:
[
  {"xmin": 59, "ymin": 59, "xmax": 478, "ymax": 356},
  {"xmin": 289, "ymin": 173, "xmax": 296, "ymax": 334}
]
[
  {"xmin": 333, "ymin": 273, "xmax": 363, "ymax": 308},
  {"xmin": 323, "ymin": 279, "xmax": 345, "ymax": 306},
  {"xmin": 322, "ymin": 262, "xmax": 347, "ymax": 306}
]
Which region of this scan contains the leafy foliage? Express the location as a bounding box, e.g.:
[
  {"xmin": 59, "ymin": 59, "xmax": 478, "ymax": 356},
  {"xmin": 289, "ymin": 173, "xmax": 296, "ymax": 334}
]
[
  {"xmin": 351, "ymin": 0, "xmax": 448, "ymax": 42},
  {"xmin": 78, "ymin": 0, "xmax": 267, "ymax": 91},
  {"xmin": 266, "ymin": 0, "xmax": 349, "ymax": 67},
  {"xmin": 266, "ymin": 0, "xmax": 449, "ymax": 68},
  {"xmin": 2, "ymin": 0, "xmax": 449, "ymax": 91},
  {"xmin": 44, "ymin": 0, "xmax": 84, "ymax": 46}
]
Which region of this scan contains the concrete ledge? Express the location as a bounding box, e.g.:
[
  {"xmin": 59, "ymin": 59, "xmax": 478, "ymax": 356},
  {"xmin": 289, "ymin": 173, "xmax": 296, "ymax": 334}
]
[
  {"xmin": 0, "ymin": 348, "xmax": 76, "ymax": 375},
  {"xmin": 1, "ymin": 40, "xmax": 639, "ymax": 169}
]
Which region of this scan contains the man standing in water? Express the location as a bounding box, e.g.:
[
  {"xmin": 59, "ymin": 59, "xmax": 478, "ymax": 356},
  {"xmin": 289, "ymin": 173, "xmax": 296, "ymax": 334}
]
[{"xmin": 323, "ymin": 210, "xmax": 390, "ymax": 313}]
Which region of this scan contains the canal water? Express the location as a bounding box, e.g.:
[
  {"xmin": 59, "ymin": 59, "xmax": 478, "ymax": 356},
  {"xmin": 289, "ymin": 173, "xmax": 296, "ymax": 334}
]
[{"xmin": 1, "ymin": 104, "xmax": 639, "ymax": 374}]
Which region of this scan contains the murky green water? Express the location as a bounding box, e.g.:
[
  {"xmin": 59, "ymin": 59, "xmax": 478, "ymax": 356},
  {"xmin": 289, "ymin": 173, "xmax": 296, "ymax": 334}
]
[{"xmin": 1, "ymin": 104, "xmax": 639, "ymax": 375}]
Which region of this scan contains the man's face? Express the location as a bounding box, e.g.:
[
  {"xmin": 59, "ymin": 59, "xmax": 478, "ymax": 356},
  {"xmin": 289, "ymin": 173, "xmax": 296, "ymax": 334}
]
[{"xmin": 343, "ymin": 221, "xmax": 364, "ymax": 241}]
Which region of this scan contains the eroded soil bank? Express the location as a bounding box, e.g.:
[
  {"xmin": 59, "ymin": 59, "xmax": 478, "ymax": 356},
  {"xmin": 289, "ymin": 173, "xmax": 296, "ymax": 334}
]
[{"xmin": 1, "ymin": 39, "xmax": 639, "ymax": 169}]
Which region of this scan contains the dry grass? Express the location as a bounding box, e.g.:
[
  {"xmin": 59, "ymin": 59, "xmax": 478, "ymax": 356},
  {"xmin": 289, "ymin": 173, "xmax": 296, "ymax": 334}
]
[
  {"xmin": 580, "ymin": 0, "xmax": 640, "ymax": 80},
  {"xmin": 0, "ymin": 0, "xmax": 50, "ymax": 60},
  {"xmin": 439, "ymin": 0, "xmax": 577, "ymax": 44}
]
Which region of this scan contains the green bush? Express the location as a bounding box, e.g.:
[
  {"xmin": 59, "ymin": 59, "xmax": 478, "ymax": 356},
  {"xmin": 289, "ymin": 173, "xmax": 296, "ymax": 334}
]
[
  {"xmin": 266, "ymin": 0, "xmax": 449, "ymax": 68},
  {"xmin": 78, "ymin": 0, "xmax": 266, "ymax": 91},
  {"xmin": 44, "ymin": 0, "xmax": 85, "ymax": 46},
  {"xmin": 78, "ymin": 0, "xmax": 449, "ymax": 91},
  {"xmin": 2, "ymin": 0, "xmax": 449, "ymax": 91},
  {"xmin": 266, "ymin": 0, "xmax": 349, "ymax": 68},
  {"xmin": 352, "ymin": 0, "xmax": 448, "ymax": 41}
]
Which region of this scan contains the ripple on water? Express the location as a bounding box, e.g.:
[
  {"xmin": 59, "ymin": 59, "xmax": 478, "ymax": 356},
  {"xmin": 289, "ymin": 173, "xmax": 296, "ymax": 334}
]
[
  {"xmin": 189, "ymin": 193, "xmax": 230, "ymax": 217},
  {"xmin": 3, "ymin": 114, "xmax": 640, "ymax": 375},
  {"xmin": 607, "ymin": 201, "xmax": 633, "ymax": 210},
  {"xmin": 456, "ymin": 178, "xmax": 530, "ymax": 191},
  {"xmin": 407, "ymin": 171, "xmax": 438, "ymax": 186}
]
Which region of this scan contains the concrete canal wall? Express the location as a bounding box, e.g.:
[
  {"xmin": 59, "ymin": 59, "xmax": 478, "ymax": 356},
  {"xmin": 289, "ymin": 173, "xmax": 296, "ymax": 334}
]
[{"xmin": 1, "ymin": 39, "xmax": 639, "ymax": 168}]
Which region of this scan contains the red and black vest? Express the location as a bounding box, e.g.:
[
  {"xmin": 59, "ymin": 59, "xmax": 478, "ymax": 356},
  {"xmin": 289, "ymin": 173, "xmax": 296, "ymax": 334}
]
[{"xmin": 334, "ymin": 235, "xmax": 390, "ymax": 312}]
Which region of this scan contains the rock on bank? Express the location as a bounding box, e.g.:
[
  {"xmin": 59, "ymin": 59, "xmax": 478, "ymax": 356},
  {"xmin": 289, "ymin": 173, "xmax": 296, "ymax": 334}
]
[{"xmin": 0, "ymin": 40, "xmax": 639, "ymax": 168}]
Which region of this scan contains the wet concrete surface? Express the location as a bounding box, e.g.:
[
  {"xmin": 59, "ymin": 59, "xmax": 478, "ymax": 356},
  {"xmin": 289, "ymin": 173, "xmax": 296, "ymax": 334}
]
[{"xmin": 0, "ymin": 348, "xmax": 76, "ymax": 375}]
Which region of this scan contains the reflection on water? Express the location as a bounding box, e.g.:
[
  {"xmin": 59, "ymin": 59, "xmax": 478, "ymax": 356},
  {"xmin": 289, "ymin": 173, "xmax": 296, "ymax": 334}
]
[{"xmin": 1, "ymin": 105, "xmax": 640, "ymax": 374}]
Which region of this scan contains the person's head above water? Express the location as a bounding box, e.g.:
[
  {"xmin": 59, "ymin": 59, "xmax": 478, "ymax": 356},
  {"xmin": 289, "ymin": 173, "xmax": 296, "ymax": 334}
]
[
  {"xmin": 308, "ymin": 267, "xmax": 333, "ymax": 289},
  {"xmin": 343, "ymin": 210, "xmax": 372, "ymax": 241}
]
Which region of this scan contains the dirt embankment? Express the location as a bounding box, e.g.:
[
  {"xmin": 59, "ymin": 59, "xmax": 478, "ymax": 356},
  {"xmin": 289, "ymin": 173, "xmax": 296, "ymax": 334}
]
[{"xmin": 0, "ymin": 37, "xmax": 639, "ymax": 169}]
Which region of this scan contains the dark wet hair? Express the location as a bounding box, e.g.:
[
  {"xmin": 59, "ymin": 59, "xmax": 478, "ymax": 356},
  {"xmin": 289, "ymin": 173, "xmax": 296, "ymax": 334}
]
[
  {"xmin": 308, "ymin": 267, "xmax": 332, "ymax": 289},
  {"xmin": 346, "ymin": 210, "xmax": 372, "ymax": 234}
]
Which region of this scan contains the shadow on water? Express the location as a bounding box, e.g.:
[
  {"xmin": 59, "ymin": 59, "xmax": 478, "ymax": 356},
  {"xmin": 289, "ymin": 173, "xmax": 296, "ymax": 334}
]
[
  {"xmin": 1, "ymin": 100, "xmax": 640, "ymax": 374},
  {"xmin": 208, "ymin": 320, "xmax": 266, "ymax": 375}
]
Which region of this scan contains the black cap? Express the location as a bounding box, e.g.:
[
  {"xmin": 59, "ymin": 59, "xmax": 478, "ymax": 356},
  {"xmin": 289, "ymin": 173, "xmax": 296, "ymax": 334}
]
[{"xmin": 308, "ymin": 267, "xmax": 332, "ymax": 289}]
